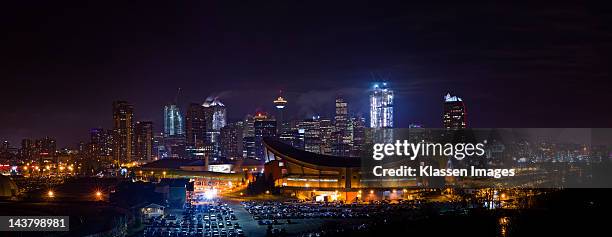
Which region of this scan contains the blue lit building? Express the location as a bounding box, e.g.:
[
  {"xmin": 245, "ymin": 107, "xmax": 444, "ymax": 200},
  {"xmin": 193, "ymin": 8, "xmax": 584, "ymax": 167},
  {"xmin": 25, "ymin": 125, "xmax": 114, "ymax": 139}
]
[
  {"xmin": 369, "ymin": 83, "xmax": 394, "ymax": 128},
  {"xmin": 443, "ymin": 93, "xmax": 467, "ymax": 128},
  {"xmin": 164, "ymin": 104, "xmax": 185, "ymax": 138}
]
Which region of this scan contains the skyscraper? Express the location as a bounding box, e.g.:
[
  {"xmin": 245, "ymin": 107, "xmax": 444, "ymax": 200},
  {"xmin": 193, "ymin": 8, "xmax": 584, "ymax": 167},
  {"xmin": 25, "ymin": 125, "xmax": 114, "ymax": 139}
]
[
  {"xmin": 203, "ymin": 98, "xmax": 226, "ymax": 158},
  {"xmin": 242, "ymin": 114, "xmax": 256, "ymax": 159},
  {"xmin": 220, "ymin": 121, "xmax": 244, "ymax": 160},
  {"xmin": 90, "ymin": 128, "xmax": 114, "ymax": 158},
  {"xmin": 351, "ymin": 115, "xmax": 366, "ymax": 156},
  {"xmin": 298, "ymin": 117, "xmax": 321, "ymax": 154},
  {"xmin": 319, "ymin": 118, "xmax": 333, "ymax": 155},
  {"xmin": 163, "ymin": 104, "xmax": 184, "ymax": 138},
  {"xmin": 369, "ymin": 83, "xmax": 394, "ymax": 128},
  {"xmin": 333, "ymin": 96, "xmax": 352, "ymax": 156},
  {"xmin": 202, "ymin": 98, "xmax": 226, "ymax": 143},
  {"xmin": 273, "ymin": 93, "xmax": 288, "ymax": 134},
  {"xmin": 135, "ymin": 121, "xmax": 154, "ymax": 161},
  {"xmin": 253, "ymin": 112, "xmax": 276, "ymax": 160},
  {"xmin": 443, "ymin": 93, "xmax": 467, "ymax": 128},
  {"xmin": 185, "ymin": 103, "xmax": 206, "ymax": 147},
  {"xmin": 113, "ymin": 101, "xmax": 134, "ymax": 165}
]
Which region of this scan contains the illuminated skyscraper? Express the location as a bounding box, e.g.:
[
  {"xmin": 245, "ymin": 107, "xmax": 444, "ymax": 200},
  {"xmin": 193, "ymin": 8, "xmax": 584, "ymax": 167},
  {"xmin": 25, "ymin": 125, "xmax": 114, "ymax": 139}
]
[
  {"xmin": 135, "ymin": 121, "xmax": 154, "ymax": 161},
  {"xmin": 298, "ymin": 117, "xmax": 321, "ymax": 154},
  {"xmin": 112, "ymin": 101, "xmax": 134, "ymax": 165},
  {"xmin": 319, "ymin": 118, "xmax": 333, "ymax": 155},
  {"xmin": 202, "ymin": 98, "xmax": 226, "ymax": 145},
  {"xmin": 443, "ymin": 93, "xmax": 467, "ymax": 128},
  {"xmin": 369, "ymin": 83, "xmax": 394, "ymax": 128},
  {"xmin": 163, "ymin": 104, "xmax": 184, "ymax": 137},
  {"xmin": 273, "ymin": 92, "xmax": 288, "ymax": 134},
  {"xmin": 203, "ymin": 98, "xmax": 226, "ymax": 132},
  {"xmin": 185, "ymin": 103, "xmax": 206, "ymax": 147},
  {"xmin": 351, "ymin": 115, "xmax": 366, "ymax": 156},
  {"xmin": 203, "ymin": 98, "xmax": 226, "ymax": 158},
  {"xmin": 220, "ymin": 121, "xmax": 244, "ymax": 160},
  {"xmin": 333, "ymin": 96, "xmax": 352, "ymax": 156},
  {"xmin": 253, "ymin": 112, "xmax": 276, "ymax": 160},
  {"xmin": 240, "ymin": 114, "xmax": 258, "ymax": 159}
]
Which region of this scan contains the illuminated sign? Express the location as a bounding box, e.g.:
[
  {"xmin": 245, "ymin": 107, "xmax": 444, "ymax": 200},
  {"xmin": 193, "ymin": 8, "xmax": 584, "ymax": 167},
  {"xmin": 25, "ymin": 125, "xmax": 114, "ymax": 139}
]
[{"xmin": 208, "ymin": 164, "xmax": 233, "ymax": 173}]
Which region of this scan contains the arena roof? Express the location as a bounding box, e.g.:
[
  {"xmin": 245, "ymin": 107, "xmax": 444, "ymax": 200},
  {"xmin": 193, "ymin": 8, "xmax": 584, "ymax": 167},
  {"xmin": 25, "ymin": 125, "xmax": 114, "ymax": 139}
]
[{"xmin": 263, "ymin": 138, "xmax": 361, "ymax": 168}]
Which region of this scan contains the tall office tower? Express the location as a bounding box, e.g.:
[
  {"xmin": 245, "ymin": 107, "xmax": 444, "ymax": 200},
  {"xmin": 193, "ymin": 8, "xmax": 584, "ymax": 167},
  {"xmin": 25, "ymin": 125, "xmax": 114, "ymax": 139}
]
[
  {"xmin": 443, "ymin": 93, "xmax": 467, "ymax": 128},
  {"xmin": 202, "ymin": 98, "xmax": 226, "ymax": 142},
  {"xmin": 185, "ymin": 103, "xmax": 206, "ymax": 147},
  {"xmin": 112, "ymin": 101, "xmax": 135, "ymax": 165},
  {"xmin": 333, "ymin": 96, "xmax": 352, "ymax": 156},
  {"xmin": 369, "ymin": 83, "xmax": 394, "ymax": 128},
  {"xmin": 203, "ymin": 98, "xmax": 226, "ymax": 159},
  {"xmin": 163, "ymin": 104, "xmax": 185, "ymax": 137},
  {"xmin": 242, "ymin": 114, "xmax": 256, "ymax": 159},
  {"xmin": 135, "ymin": 121, "xmax": 154, "ymax": 161},
  {"xmin": 273, "ymin": 92, "xmax": 288, "ymax": 134},
  {"xmin": 253, "ymin": 113, "xmax": 277, "ymax": 160},
  {"xmin": 220, "ymin": 121, "xmax": 244, "ymax": 160},
  {"xmin": 319, "ymin": 118, "xmax": 333, "ymax": 155},
  {"xmin": 351, "ymin": 115, "xmax": 366, "ymax": 156},
  {"xmin": 20, "ymin": 139, "xmax": 34, "ymax": 161},
  {"xmin": 297, "ymin": 117, "xmax": 321, "ymax": 154}
]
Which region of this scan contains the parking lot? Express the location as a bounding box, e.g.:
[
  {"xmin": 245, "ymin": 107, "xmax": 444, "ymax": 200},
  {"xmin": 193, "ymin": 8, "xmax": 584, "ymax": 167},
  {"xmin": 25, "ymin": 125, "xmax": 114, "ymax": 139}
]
[{"xmin": 143, "ymin": 201, "xmax": 249, "ymax": 237}]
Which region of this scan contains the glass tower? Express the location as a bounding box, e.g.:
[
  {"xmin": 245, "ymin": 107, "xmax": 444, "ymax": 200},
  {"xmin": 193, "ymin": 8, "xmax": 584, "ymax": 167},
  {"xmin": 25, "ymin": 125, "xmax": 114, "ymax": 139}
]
[{"xmin": 369, "ymin": 83, "xmax": 394, "ymax": 128}]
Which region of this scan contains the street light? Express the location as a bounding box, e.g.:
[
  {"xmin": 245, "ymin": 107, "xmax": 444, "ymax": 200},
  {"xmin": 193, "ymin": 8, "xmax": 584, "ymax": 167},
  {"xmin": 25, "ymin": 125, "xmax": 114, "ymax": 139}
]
[{"xmin": 47, "ymin": 190, "xmax": 54, "ymax": 198}]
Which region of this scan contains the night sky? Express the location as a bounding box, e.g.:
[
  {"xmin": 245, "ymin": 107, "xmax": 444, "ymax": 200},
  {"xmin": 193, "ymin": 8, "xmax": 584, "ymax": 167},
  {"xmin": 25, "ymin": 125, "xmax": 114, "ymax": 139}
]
[{"xmin": 2, "ymin": 1, "xmax": 612, "ymax": 147}]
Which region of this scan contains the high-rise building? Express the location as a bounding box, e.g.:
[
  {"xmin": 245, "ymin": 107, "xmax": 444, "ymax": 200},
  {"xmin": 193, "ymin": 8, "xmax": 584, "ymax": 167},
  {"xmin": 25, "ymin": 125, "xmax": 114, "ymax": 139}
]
[
  {"xmin": 220, "ymin": 121, "xmax": 244, "ymax": 160},
  {"xmin": 273, "ymin": 93, "xmax": 288, "ymax": 134},
  {"xmin": 89, "ymin": 128, "xmax": 114, "ymax": 159},
  {"xmin": 253, "ymin": 113, "xmax": 277, "ymax": 160},
  {"xmin": 135, "ymin": 121, "xmax": 154, "ymax": 161},
  {"xmin": 185, "ymin": 103, "xmax": 206, "ymax": 147},
  {"xmin": 351, "ymin": 115, "xmax": 366, "ymax": 156},
  {"xmin": 333, "ymin": 96, "xmax": 352, "ymax": 156},
  {"xmin": 113, "ymin": 101, "xmax": 135, "ymax": 165},
  {"xmin": 203, "ymin": 98, "xmax": 226, "ymax": 158},
  {"xmin": 369, "ymin": 83, "xmax": 394, "ymax": 128},
  {"xmin": 319, "ymin": 118, "xmax": 333, "ymax": 155},
  {"xmin": 297, "ymin": 117, "xmax": 321, "ymax": 154},
  {"xmin": 163, "ymin": 104, "xmax": 185, "ymax": 138},
  {"xmin": 242, "ymin": 114, "xmax": 256, "ymax": 159},
  {"xmin": 203, "ymin": 98, "xmax": 226, "ymax": 142},
  {"xmin": 443, "ymin": 93, "xmax": 467, "ymax": 128}
]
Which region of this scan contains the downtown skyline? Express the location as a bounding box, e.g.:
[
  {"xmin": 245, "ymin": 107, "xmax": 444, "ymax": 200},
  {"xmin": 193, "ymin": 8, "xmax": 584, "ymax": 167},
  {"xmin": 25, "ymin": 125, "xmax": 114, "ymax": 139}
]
[{"xmin": 3, "ymin": 2, "xmax": 612, "ymax": 146}]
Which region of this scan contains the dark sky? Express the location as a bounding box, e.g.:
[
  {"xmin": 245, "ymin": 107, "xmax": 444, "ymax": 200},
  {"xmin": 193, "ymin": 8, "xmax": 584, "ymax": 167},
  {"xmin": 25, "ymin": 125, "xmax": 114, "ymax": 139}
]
[{"xmin": 2, "ymin": 1, "xmax": 612, "ymax": 147}]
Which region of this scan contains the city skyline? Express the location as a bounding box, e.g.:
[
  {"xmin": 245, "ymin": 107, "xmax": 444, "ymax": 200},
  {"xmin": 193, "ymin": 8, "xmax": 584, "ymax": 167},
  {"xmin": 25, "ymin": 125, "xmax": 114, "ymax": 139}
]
[{"xmin": 3, "ymin": 2, "xmax": 612, "ymax": 146}]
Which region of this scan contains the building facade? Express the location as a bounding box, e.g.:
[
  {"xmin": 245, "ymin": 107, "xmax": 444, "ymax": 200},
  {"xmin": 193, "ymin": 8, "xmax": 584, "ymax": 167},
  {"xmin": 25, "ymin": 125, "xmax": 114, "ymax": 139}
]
[
  {"xmin": 369, "ymin": 83, "xmax": 394, "ymax": 128},
  {"xmin": 443, "ymin": 93, "xmax": 467, "ymax": 128},
  {"xmin": 135, "ymin": 121, "xmax": 154, "ymax": 161},
  {"xmin": 113, "ymin": 101, "xmax": 134, "ymax": 165}
]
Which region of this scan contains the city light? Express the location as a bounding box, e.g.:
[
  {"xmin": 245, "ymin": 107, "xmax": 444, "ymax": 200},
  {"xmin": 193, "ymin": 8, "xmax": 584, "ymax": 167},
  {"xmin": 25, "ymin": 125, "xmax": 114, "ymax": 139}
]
[
  {"xmin": 204, "ymin": 188, "xmax": 218, "ymax": 200},
  {"xmin": 47, "ymin": 190, "xmax": 54, "ymax": 198}
]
